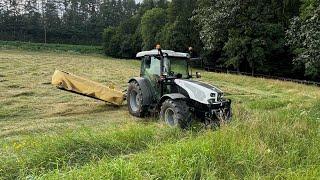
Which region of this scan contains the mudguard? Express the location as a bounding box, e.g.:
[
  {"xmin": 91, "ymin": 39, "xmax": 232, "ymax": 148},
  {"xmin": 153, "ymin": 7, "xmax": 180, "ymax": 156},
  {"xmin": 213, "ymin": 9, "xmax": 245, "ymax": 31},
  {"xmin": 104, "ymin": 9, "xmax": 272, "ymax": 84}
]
[
  {"xmin": 158, "ymin": 93, "xmax": 187, "ymax": 107},
  {"xmin": 128, "ymin": 77, "xmax": 154, "ymax": 106}
]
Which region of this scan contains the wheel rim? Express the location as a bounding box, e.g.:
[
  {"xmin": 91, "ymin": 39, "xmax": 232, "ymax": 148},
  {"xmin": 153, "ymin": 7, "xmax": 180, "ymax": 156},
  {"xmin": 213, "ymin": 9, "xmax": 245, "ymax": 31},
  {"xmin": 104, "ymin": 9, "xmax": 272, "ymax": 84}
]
[
  {"xmin": 165, "ymin": 108, "xmax": 176, "ymax": 126},
  {"xmin": 130, "ymin": 90, "xmax": 139, "ymax": 112}
]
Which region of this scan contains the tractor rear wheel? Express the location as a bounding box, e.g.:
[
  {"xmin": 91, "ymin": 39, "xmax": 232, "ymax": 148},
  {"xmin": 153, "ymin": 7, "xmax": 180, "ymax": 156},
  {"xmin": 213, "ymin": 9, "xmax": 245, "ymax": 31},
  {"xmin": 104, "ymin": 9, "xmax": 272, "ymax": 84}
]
[
  {"xmin": 127, "ymin": 81, "xmax": 147, "ymax": 117},
  {"xmin": 160, "ymin": 99, "xmax": 192, "ymax": 128}
]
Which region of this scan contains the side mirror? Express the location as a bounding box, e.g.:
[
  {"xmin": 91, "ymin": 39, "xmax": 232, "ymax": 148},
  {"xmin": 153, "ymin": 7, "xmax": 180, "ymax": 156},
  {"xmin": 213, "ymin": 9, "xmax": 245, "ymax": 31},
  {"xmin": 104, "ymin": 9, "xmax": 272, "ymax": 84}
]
[{"xmin": 196, "ymin": 72, "xmax": 201, "ymax": 78}]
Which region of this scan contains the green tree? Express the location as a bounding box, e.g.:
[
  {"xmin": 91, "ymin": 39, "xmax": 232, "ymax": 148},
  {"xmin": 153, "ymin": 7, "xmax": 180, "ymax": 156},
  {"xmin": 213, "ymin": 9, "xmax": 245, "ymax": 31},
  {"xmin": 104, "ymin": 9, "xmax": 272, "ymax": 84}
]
[
  {"xmin": 141, "ymin": 8, "xmax": 166, "ymax": 50},
  {"xmin": 193, "ymin": 0, "xmax": 299, "ymax": 74},
  {"xmin": 163, "ymin": 0, "xmax": 199, "ymax": 52},
  {"xmin": 23, "ymin": 0, "xmax": 41, "ymax": 42},
  {"xmin": 42, "ymin": 0, "xmax": 61, "ymax": 43},
  {"xmin": 287, "ymin": 1, "xmax": 320, "ymax": 79},
  {"xmin": 103, "ymin": 14, "xmax": 142, "ymax": 58}
]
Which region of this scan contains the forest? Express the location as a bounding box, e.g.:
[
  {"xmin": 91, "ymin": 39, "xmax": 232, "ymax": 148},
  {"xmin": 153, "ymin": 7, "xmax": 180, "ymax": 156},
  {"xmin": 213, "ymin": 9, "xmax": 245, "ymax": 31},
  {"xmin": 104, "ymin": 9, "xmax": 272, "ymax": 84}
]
[{"xmin": 0, "ymin": 0, "xmax": 319, "ymax": 80}]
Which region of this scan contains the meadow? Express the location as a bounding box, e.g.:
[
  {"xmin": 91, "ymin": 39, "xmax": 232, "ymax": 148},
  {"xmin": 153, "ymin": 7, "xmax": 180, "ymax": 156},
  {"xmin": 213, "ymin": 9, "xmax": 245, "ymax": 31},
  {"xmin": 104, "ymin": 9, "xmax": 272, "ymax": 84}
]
[{"xmin": 0, "ymin": 49, "xmax": 319, "ymax": 179}]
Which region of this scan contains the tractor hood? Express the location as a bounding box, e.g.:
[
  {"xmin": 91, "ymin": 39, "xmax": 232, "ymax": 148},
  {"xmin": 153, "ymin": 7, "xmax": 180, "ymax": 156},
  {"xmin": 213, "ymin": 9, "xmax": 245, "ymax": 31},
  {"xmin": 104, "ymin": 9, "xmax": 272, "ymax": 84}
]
[{"xmin": 174, "ymin": 79, "xmax": 223, "ymax": 105}]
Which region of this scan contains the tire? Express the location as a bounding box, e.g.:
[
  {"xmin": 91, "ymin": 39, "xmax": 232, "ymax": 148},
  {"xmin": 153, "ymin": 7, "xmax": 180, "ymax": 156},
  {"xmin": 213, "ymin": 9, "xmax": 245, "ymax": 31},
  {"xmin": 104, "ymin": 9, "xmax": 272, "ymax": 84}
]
[
  {"xmin": 160, "ymin": 99, "xmax": 192, "ymax": 128},
  {"xmin": 127, "ymin": 81, "xmax": 148, "ymax": 117}
]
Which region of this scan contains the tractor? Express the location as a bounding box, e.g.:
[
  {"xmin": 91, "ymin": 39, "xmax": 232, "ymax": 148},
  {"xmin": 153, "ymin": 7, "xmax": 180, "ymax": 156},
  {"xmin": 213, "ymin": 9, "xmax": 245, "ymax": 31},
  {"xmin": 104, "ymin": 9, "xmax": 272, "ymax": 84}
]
[
  {"xmin": 52, "ymin": 46, "xmax": 232, "ymax": 128},
  {"xmin": 127, "ymin": 46, "xmax": 232, "ymax": 128}
]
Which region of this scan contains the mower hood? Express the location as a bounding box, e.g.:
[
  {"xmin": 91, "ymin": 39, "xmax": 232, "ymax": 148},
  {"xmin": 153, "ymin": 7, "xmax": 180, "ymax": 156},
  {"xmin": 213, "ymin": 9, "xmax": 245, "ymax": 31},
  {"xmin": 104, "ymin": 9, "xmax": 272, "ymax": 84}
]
[{"xmin": 174, "ymin": 79, "xmax": 223, "ymax": 105}]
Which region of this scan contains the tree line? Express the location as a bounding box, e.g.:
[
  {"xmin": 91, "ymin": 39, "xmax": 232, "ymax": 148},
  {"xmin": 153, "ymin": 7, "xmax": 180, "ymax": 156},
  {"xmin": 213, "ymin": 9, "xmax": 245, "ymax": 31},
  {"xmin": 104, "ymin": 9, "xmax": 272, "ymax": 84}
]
[
  {"xmin": 194, "ymin": 0, "xmax": 319, "ymax": 80},
  {"xmin": 0, "ymin": 0, "xmax": 319, "ymax": 80},
  {"xmin": 0, "ymin": 0, "xmax": 138, "ymax": 44}
]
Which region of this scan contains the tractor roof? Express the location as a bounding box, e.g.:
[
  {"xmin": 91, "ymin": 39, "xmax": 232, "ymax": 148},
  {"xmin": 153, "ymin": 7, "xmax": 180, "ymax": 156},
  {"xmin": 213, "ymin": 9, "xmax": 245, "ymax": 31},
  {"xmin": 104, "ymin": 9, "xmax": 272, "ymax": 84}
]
[{"xmin": 136, "ymin": 50, "xmax": 190, "ymax": 58}]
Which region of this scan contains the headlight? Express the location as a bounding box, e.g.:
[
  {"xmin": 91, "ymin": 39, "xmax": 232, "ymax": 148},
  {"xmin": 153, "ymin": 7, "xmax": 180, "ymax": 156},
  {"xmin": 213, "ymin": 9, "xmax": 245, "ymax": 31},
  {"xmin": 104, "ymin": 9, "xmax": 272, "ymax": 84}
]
[{"xmin": 210, "ymin": 93, "xmax": 216, "ymax": 97}]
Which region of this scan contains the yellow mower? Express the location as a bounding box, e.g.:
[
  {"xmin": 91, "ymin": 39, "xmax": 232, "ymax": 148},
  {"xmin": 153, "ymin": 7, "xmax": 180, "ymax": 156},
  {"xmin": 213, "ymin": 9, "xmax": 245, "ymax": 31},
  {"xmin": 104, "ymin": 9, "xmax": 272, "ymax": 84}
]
[{"xmin": 52, "ymin": 70, "xmax": 125, "ymax": 106}]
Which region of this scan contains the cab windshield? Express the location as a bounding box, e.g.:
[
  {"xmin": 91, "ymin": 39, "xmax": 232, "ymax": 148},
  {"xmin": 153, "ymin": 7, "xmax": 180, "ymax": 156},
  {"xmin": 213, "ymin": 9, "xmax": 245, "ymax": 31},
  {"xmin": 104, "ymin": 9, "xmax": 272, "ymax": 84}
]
[
  {"xmin": 143, "ymin": 56, "xmax": 189, "ymax": 79},
  {"xmin": 164, "ymin": 57, "xmax": 189, "ymax": 78}
]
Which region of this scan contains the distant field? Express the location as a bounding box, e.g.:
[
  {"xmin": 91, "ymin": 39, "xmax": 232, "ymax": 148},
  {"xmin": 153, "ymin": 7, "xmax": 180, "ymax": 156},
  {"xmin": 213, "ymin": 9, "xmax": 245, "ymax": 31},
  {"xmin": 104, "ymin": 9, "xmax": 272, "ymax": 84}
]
[
  {"xmin": 0, "ymin": 49, "xmax": 319, "ymax": 179},
  {"xmin": 0, "ymin": 41, "xmax": 102, "ymax": 54}
]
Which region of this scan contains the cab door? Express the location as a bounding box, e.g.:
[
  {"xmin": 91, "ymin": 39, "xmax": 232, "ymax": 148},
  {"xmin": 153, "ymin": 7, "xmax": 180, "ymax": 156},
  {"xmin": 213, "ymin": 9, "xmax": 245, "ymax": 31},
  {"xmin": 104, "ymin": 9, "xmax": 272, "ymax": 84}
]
[{"xmin": 141, "ymin": 56, "xmax": 161, "ymax": 99}]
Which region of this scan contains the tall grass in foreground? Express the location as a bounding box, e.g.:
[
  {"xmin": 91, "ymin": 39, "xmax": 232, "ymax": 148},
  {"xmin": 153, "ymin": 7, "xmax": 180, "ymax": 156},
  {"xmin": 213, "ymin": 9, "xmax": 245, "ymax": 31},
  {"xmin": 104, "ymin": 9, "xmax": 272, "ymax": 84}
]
[
  {"xmin": 0, "ymin": 123, "xmax": 195, "ymax": 179},
  {"xmin": 41, "ymin": 108, "xmax": 320, "ymax": 179}
]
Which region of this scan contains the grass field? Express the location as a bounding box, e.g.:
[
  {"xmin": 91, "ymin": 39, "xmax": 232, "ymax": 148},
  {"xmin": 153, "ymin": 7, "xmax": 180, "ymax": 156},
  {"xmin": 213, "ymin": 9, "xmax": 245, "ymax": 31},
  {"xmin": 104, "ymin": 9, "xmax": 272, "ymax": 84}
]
[{"xmin": 0, "ymin": 49, "xmax": 319, "ymax": 179}]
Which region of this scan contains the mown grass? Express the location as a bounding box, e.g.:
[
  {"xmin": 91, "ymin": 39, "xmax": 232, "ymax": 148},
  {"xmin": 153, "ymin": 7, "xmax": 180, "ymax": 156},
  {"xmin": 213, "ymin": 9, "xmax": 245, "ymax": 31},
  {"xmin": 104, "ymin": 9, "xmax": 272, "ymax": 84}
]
[
  {"xmin": 0, "ymin": 49, "xmax": 319, "ymax": 179},
  {"xmin": 0, "ymin": 41, "xmax": 102, "ymax": 54}
]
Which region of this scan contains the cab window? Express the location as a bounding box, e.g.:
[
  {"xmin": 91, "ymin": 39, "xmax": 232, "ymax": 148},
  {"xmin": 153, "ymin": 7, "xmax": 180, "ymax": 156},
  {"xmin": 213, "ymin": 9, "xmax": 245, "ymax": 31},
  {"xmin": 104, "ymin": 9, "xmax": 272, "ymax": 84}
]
[{"xmin": 142, "ymin": 56, "xmax": 160, "ymax": 76}]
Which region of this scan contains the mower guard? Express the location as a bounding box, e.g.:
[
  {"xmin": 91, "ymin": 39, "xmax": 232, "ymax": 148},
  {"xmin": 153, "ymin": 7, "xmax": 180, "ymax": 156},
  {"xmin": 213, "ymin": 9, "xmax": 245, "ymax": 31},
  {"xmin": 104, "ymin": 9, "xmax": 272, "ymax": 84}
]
[{"xmin": 52, "ymin": 70, "xmax": 125, "ymax": 105}]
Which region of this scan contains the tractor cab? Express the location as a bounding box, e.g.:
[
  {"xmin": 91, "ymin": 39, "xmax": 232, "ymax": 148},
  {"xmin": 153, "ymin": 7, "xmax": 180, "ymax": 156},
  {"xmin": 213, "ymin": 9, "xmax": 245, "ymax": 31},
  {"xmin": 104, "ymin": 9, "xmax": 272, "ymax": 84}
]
[
  {"xmin": 136, "ymin": 49, "xmax": 194, "ymax": 100},
  {"xmin": 137, "ymin": 49, "xmax": 191, "ymax": 79}
]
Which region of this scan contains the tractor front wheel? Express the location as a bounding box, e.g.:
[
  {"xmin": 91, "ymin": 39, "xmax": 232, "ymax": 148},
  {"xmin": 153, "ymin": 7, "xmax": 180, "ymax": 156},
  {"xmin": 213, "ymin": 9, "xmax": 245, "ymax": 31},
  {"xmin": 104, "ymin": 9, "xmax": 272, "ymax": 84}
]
[{"xmin": 160, "ymin": 99, "xmax": 192, "ymax": 128}]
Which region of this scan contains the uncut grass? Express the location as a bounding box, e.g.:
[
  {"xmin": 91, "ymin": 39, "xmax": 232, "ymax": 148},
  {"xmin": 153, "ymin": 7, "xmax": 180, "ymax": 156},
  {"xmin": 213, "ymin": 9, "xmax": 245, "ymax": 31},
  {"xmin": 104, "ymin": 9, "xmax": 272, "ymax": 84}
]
[
  {"xmin": 36, "ymin": 98, "xmax": 320, "ymax": 179},
  {"xmin": 1, "ymin": 49, "xmax": 320, "ymax": 179},
  {"xmin": 42, "ymin": 118, "xmax": 319, "ymax": 179},
  {"xmin": 0, "ymin": 123, "xmax": 195, "ymax": 179}
]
